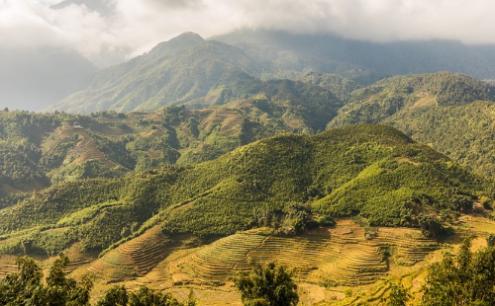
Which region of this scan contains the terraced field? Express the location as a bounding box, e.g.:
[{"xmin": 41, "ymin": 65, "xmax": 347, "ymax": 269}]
[
  {"xmin": 74, "ymin": 220, "xmax": 440, "ymax": 304},
  {"xmin": 166, "ymin": 220, "xmax": 438, "ymax": 287},
  {"xmin": 76, "ymin": 226, "xmax": 179, "ymax": 282},
  {"xmin": 65, "ymin": 217, "xmax": 495, "ymax": 304},
  {"xmin": 0, "ymin": 256, "xmax": 18, "ymax": 278}
]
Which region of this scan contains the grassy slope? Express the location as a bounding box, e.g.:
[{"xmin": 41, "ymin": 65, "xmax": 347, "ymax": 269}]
[
  {"xmin": 0, "ymin": 125, "xmax": 485, "ymax": 257},
  {"xmin": 329, "ymin": 72, "xmax": 495, "ymax": 177}
]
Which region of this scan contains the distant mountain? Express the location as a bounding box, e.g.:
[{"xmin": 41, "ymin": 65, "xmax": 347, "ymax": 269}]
[
  {"xmin": 52, "ymin": 33, "xmax": 263, "ymax": 113},
  {"xmin": 293, "ymin": 72, "xmax": 361, "ymax": 101},
  {"xmin": 53, "ymin": 30, "xmax": 495, "ymax": 114},
  {"xmin": 216, "ymin": 29, "xmax": 495, "ymax": 81},
  {"xmin": 329, "ymin": 72, "xmax": 495, "ymax": 177},
  {"xmin": 0, "ymin": 47, "xmax": 95, "ymax": 111}
]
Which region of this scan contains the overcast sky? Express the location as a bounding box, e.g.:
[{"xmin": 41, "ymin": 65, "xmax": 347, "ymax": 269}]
[{"xmin": 2, "ymin": 0, "xmax": 495, "ymax": 66}]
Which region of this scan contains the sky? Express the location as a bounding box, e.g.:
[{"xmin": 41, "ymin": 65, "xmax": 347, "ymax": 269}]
[{"xmin": 2, "ymin": 0, "xmax": 495, "ymax": 67}]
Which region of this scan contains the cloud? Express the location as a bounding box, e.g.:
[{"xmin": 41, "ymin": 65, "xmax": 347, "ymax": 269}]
[{"xmin": 2, "ymin": 0, "xmax": 495, "ymax": 66}]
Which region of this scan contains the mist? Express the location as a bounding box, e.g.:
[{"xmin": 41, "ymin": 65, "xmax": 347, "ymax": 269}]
[
  {"xmin": 2, "ymin": 0, "xmax": 495, "ymax": 110},
  {"xmin": 3, "ymin": 0, "xmax": 495, "ymax": 66}
]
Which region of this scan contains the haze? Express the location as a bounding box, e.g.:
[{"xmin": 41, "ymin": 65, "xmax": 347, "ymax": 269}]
[{"xmin": 2, "ymin": 0, "xmax": 495, "ymax": 110}]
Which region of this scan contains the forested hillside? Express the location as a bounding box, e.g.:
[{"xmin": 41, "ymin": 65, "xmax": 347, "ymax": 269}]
[
  {"xmin": 329, "ymin": 72, "xmax": 495, "ymax": 177},
  {"xmin": 0, "ymin": 81, "xmax": 342, "ymax": 195},
  {"xmin": 0, "ymin": 125, "xmax": 485, "ymax": 258},
  {"xmin": 6, "ymin": 30, "xmax": 495, "ymax": 306}
]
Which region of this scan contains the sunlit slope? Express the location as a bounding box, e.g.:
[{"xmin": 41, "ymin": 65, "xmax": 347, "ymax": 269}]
[
  {"xmin": 69, "ymin": 216, "xmax": 495, "ymax": 305},
  {"xmin": 329, "ymin": 72, "xmax": 495, "ymax": 177},
  {"xmin": 167, "ymin": 220, "xmax": 437, "ymax": 286},
  {"xmin": 0, "ymin": 125, "xmax": 485, "ymax": 258}
]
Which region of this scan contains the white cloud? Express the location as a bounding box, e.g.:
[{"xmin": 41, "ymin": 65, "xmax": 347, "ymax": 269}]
[{"xmin": 2, "ymin": 0, "xmax": 495, "ymax": 66}]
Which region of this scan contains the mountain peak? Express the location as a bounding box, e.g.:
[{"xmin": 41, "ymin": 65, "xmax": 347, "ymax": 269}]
[
  {"xmin": 167, "ymin": 32, "xmax": 204, "ymax": 46},
  {"xmin": 148, "ymin": 32, "xmax": 204, "ymax": 57}
]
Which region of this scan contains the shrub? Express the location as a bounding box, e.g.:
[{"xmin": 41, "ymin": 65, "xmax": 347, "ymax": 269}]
[{"xmin": 235, "ymin": 262, "xmax": 299, "ymax": 306}]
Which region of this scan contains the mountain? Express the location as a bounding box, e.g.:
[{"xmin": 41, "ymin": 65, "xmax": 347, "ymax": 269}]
[
  {"xmin": 52, "ymin": 33, "xmax": 264, "ymax": 113},
  {"xmin": 293, "ymin": 71, "xmax": 361, "ymax": 101},
  {"xmin": 53, "ymin": 30, "xmax": 495, "ymax": 115},
  {"xmin": 328, "ymin": 72, "xmax": 495, "ymax": 177},
  {"xmin": 0, "ymin": 124, "xmax": 483, "ymax": 257},
  {"xmin": 216, "ymin": 29, "xmax": 495, "ymax": 80},
  {"xmin": 0, "ymin": 81, "xmax": 341, "ymax": 195},
  {"xmin": 0, "ymin": 46, "xmax": 95, "ymax": 111}
]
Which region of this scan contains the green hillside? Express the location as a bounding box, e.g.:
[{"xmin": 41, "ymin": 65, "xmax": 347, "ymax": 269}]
[
  {"xmin": 52, "ymin": 33, "xmax": 262, "ymax": 113},
  {"xmin": 0, "ymin": 80, "xmax": 341, "ymax": 194},
  {"xmin": 0, "ymin": 125, "xmax": 485, "ymax": 257},
  {"xmin": 291, "ymin": 71, "xmax": 361, "ymax": 101},
  {"xmin": 329, "ymin": 72, "xmax": 495, "ymax": 177}
]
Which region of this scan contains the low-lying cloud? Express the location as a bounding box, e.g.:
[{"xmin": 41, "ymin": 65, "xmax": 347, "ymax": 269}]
[{"xmin": 2, "ymin": 0, "xmax": 495, "ymax": 66}]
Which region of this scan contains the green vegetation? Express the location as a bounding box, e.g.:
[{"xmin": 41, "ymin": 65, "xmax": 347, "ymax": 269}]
[
  {"xmin": 295, "ymin": 71, "xmax": 361, "ymax": 101},
  {"xmin": 389, "ymin": 101, "xmax": 495, "ymax": 177},
  {"xmin": 0, "ymin": 75, "xmax": 342, "ymax": 193},
  {"xmin": 421, "ymin": 239, "xmax": 495, "ymax": 305},
  {"xmin": 329, "ymin": 72, "xmax": 495, "ymax": 178},
  {"xmin": 330, "ymin": 72, "xmax": 495, "ymax": 127},
  {"xmin": 235, "ymin": 262, "xmax": 299, "ymax": 306},
  {"xmin": 383, "ymin": 281, "xmax": 410, "ymax": 306},
  {"xmin": 0, "ymin": 255, "xmax": 93, "ymax": 305},
  {"xmin": 52, "ymin": 33, "xmax": 260, "ymax": 113},
  {"xmin": 0, "ymin": 254, "xmax": 192, "ymax": 306},
  {"xmin": 0, "ymin": 125, "xmax": 486, "ymax": 256},
  {"xmin": 96, "ymin": 286, "xmax": 192, "ymax": 306}
]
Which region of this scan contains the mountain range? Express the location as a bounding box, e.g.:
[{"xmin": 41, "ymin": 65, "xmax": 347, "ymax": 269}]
[
  {"xmin": 51, "ymin": 30, "xmax": 495, "ymax": 114},
  {"xmin": 5, "ymin": 29, "xmax": 495, "ymax": 304}
]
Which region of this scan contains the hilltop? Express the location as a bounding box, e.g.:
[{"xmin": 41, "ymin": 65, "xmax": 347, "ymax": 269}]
[{"xmin": 329, "ymin": 72, "xmax": 495, "ymax": 177}]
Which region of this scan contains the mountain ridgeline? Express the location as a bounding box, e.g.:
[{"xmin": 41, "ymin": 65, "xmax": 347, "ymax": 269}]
[{"xmin": 52, "ymin": 33, "xmax": 262, "ymax": 113}]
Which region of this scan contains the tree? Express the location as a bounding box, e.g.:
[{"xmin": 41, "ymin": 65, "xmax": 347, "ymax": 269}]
[
  {"xmin": 422, "ymin": 239, "xmax": 495, "ymax": 305},
  {"xmin": 45, "ymin": 254, "xmax": 93, "ymax": 306},
  {"xmin": 97, "ymin": 285, "xmax": 187, "ymax": 306},
  {"xmin": 97, "ymin": 286, "xmax": 129, "ymax": 306},
  {"xmin": 0, "ymin": 254, "xmax": 93, "ymax": 306},
  {"xmin": 383, "ymin": 281, "xmax": 410, "ymax": 306},
  {"xmin": 235, "ymin": 262, "xmax": 299, "ymax": 306},
  {"xmin": 129, "ymin": 286, "xmax": 182, "ymax": 306},
  {"xmin": 0, "ymin": 256, "xmax": 44, "ymax": 305}
]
